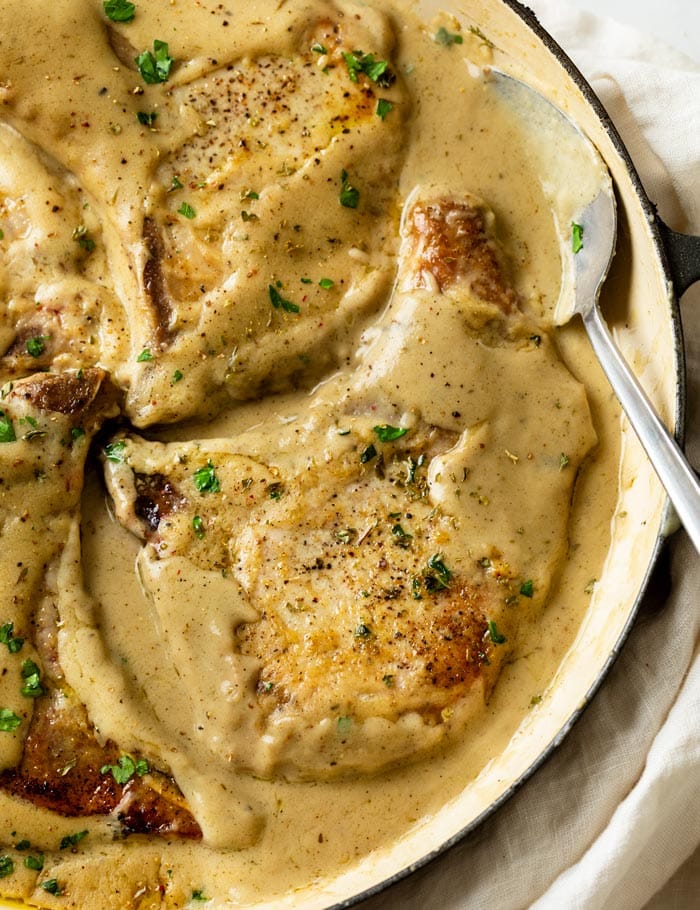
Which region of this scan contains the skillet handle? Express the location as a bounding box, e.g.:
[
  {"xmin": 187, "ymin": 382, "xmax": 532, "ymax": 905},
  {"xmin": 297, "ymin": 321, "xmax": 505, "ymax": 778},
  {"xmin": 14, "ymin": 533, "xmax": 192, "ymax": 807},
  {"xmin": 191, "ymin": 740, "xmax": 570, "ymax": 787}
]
[{"xmin": 657, "ymin": 220, "xmax": 700, "ymax": 297}]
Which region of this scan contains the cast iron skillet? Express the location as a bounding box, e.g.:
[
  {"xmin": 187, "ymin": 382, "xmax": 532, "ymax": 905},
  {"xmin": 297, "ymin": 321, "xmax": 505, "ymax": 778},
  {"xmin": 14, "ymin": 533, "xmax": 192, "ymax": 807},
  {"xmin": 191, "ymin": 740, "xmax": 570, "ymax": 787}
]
[{"xmin": 336, "ymin": 1, "xmax": 700, "ymax": 906}]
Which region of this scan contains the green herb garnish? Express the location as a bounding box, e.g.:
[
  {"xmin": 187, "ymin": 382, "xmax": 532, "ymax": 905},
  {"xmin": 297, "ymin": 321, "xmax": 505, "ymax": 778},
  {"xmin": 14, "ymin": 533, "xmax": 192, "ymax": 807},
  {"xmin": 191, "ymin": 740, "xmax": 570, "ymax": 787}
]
[
  {"xmin": 391, "ymin": 524, "xmax": 412, "ymax": 548},
  {"xmin": 0, "ymin": 623, "xmax": 23, "ymax": 654},
  {"xmin": 520, "ymin": 579, "xmax": 534, "ymax": 598},
  {"xmin": 135, "ymin": 40, "xmax": 174, "ymax": 84},
  {"xmin": 169, "ymin": 175, "xmax": 183, "ymax": 191},
  {"xmin": 172, "ymin": 369, "xmax": 184, "ymax": 383},
  {"xmin": 487, "ymin": 620, "xmax": 507, "ymax": 644},
  {"xmin": 360, "ymin": 443, "xmax": 377, "ymax": 464},
  {"xmin": 192, "ymin": 515, "xmax": 205, "ymax": 539},
  {"xmin": 0, "ymin": 856, "xmax": 13, "ymax": 878},
  {"xmin": 103, "ymin": 440, "xmax": 127, "ymax": 463},
  {"xmin": 354, "ymin": 623, "xmax": 372, "ymax": 639},
  {"xmin": 0, "ymin": 412, "xmax": 15, "ymax": 444},
  {"xmin": 374, "ymin": 424, "xmax": 408, "ymax": 442},
  {"xmin": 20, "ymin": 660, "xmax": 45, "ymax": 699},
  {"xmin": 339, "ymin": 169, "xmax": 360, "ymax": 209},
  {"xmin": 571, "ymin": 222, "xmax": 584, "ymax": 254},
  {"xmin": 376, "ymin": 98, "xmax": 393, "ymax": 120},
  {"xmin": 337, "ymin": 716, "xmax": 352, "ymax": 734},
  {"xmin": 0, "ymin": 709, "xmax": 22, "ymax": 732},
  {"xmin": 266, "ymin": 482, "xmax": 284, "ymax": 500},
  {"xmin": 177, "ymin": 201, "xmax": 196, "ymax": 219},
  {"xmin": 191, "ymin": 890, "xmax": 209, "ymax": 902},
  {"xmin": 100, "ymin": 754, "xmax": 149, "ymax": 785},
  {"xmin": 193, "ymin": 460, "xmax": 220, "ymax": 493},
  {"xmin": 104, "ymin": 0, "xmax": 135, "ymax": 22},
  {"xmin": 136, "ymin": 348, "xmax": 153, "ymax": 362},
  {"xmin": 60, "ymin": 830, "xmax": 88, "ymax": 850},
  {"xmin": 137, "ymin": 111, "xmax": 157, "ymax": 126},
  {"xmin": 319, "ymin": 277, "xmax": 334, "ymax": 289},
  {"xmin": 71, "ymin": 427, "xmax": 86, "ymax": 441},
  {"xmin": 424, "ymin": 554, "xmax": 451, "ymax": 592},
  {"xmin": 40, "ymin": 879, "xmax": 61, "ymax": 896},
  {"xmin": 435, "ymin": 27, "xmax": 464, "ymax": 46},
  {"xmin": 342, "ymin": 51, "xmax": 394, "ymax": 87},
  {"xmin": 559, "ymin": 453, "xmax": 570, "ymax": 471},
  {"xmin": 24, "ymin": 854, "xmax": 44, "ymax": 871},
  {"xmin": 311, "ymin": 42, "xmax": 327, "ymax": 55},
  {"xmin": 268, "ymin": 284, "xmax": 300, "ymax": 314},
  {"xmin": 72, "ymin": 224, "xmax": 96, "ymax": 253}
]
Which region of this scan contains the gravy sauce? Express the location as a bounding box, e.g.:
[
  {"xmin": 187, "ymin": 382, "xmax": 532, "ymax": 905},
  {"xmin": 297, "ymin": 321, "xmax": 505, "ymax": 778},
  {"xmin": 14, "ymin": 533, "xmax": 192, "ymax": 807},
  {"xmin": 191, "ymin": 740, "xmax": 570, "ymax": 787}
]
[{"xmin": 0, "ymin": 1, "xmax": 620, "ymax": 906}]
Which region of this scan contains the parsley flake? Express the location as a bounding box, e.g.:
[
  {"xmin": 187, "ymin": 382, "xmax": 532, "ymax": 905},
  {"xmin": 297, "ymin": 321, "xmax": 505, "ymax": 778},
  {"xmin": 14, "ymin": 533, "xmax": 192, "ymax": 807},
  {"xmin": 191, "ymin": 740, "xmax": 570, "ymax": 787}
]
[
  {"xmin": 374, "ymin": 424, "xmax": 408, "ymax": 442},
  {"xmin": 572, "ymin": 222, "xmax": 584, "ymax": 254},
  {"xmin": 60, "ymin": 830, "xmax": 88, "ymax": 850},
  {"xmin": 172, "ymin": 369, "xmax": 184, "ymax": 383},
  {"xmin": 135, "ymin": 40, "xmax": 174, "ymax": 84},
  {"xmin": 72, "ymin": 224, "xmax": 96, "ymax": 253},
  {"xmin": 376, "ymin": 98, "xmax": 393, "ymax": 120},
  {"xmin": 311, "ymin": 42, "xmax": 327, "ymax": 54},
  {"xmin": 169, "ymin": 175, "xmax": 183, "ymax": 191},
  {"xmin": 20, "ymin": 660, "xmax": 45, "ymax": 699},
  {"xmin": 360, "ymin": 443, "xmax": 377, "ymax": 464},
  {"xmin": 137, "ymin": 111, "xmax": 157, "ymax": 126},
  {"xmin": 559, "ymin": 452, "xmax": 570, "ymax": 471},
  {"xmin": 339, "ymin": 169, "xmax": 360, "ymax": 209},
  {"xmin": 487, "ymin": 620, "xmax": 507, "ymax": 644},
  {"xmin": 178, "ymin": 201, "xmax": 196, "ymax": 219},
  {"xmin": 0, "ymin": 412, "xmax": 15, "ymax": 444},
  {"xmin": 520, "ymin": 579, "xmax": 534, "ymax": 598},
  {"xmin": 435, "ymin": 27, "xmax": 464, "ymax": 46},
  {"xmin": 71, "ymin": 426, "xmax": 86, "ymax": 441},
  {"xmin": 192, "ymin": 515, "xmax": 205, "ymax": 539},
  {"xmin": 0, "ymin": 856, "xmax": 13, "ymax": 878},
  {"xmin": 136, "ymin": 348, "xmax": 153, "ymax": 362},
  {"xmin": 0, "ymin": 709, "xmax": 22, "ymax": 733},
  {"xmin": 0, "ymin": 623, "xmax": 23, "ymax": 654},
  {"xmin": 193, "ymin": 460, "xmax": 220, "ymax": 493},
  {"xmin": 24, "ymin": 854, "xmax": 44, "ymax": 872},
  {"xmin": 100, "ymin": 754, "xmax": 149, "ymax": 785},
  {"xmin": 103, "ymin": 440, "xmax": 127, "ymax": 463},
  {"xmin": 268, "ymin": 284, "xmax": 300, "ymax": 314},
  {"xmin": 191, "ymin": 891, "xmax": 210, "ymax": 902},
  {"xmin": 104, "ymin": 0, "xmax": 136, "ymax": 22},
  {"xmin": 424, "ymin": 554, "xmax": 451, "ymax": 592},
  {"xmin": 319, "ymin": 277, "xmax": 334, "ymax": 289},
  {"xmin": 342, "ymin": 51, "xmax": 395, "ymax": 87},
  {"xmin": 40, "ymin": 879, "xmax": 61, "ymax": 896}
]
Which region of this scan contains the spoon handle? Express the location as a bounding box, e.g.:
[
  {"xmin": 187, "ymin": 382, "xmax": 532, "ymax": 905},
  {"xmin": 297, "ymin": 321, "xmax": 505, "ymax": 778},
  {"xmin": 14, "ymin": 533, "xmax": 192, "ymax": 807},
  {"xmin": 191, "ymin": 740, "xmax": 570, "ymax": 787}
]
[{"xmin": 583, "ymin": 303, "xmax": 700, "ymax": 553}]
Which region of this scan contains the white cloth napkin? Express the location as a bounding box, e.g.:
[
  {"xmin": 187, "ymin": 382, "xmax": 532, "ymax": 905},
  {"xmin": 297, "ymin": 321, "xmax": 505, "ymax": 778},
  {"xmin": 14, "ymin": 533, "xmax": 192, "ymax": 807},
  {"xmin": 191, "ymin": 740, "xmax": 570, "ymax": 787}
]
[{"xmin": 358, "ymin": 3, "xmax": 700, "ymax": 908}]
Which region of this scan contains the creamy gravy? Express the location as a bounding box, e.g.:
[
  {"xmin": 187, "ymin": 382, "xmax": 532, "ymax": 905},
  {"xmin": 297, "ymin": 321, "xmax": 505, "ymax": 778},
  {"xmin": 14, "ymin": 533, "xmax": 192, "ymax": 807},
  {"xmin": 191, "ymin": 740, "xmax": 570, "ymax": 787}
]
[{"xmin": 0, "ymin": 1, "xmax": 620, "ymax": 907}]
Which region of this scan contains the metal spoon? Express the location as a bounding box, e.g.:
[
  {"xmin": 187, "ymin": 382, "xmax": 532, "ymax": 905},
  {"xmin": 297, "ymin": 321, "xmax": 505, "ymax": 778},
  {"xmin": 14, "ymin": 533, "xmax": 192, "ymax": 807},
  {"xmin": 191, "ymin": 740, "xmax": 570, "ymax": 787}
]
[{"xmin": 489, "ymin": 69, "xmax": 700, "ymax": 553}]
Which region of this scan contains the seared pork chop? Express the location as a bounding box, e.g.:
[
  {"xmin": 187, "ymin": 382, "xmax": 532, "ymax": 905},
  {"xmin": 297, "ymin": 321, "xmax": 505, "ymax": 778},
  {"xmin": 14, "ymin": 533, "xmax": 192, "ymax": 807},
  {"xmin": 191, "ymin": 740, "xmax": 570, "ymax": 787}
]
[{"xmin": 101, "ymin": 193, "xmax": 596, "ymax": 780}]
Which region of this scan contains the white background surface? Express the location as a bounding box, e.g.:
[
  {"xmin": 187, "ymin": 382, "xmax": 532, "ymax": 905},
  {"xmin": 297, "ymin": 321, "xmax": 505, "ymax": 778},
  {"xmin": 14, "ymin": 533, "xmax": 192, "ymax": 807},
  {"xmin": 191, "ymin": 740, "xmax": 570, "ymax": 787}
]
[{"xmin": 569, "ymin": 0, "xmax": 699, "ymax": 62}]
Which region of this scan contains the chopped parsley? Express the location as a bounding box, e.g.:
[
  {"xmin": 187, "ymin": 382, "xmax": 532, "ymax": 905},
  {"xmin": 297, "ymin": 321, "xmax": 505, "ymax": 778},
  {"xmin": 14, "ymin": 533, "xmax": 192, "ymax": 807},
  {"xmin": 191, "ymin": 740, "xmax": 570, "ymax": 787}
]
[
  {"xmin": 60, "ymin": 830, "xmax": 88, "ymax": 850},
  {"xmin": 391, "ymin": 524, "xmax": 412, "ymax": 548},
  {"xmin": 360, "ymin": 443, "xmax": 377, "ymax": 464},
  {"xmin": 339, "ymin": 169, "xmax": 360, "ymax": 209},
  {"xmin": 103, "ymin": 440, "xmax": 127, "ymax": 463},
  {"xmin": 72, "ymin": 224, "xmax": 96, "ymax": 253},
  {"xmin": 311, "ymin": 42, "xmax": 327, "ymax": 55},
  {"xmin": 571, "ymin": 222, "xmax": 584, "ymax": 254},
  {"xmin": 137, "ymin": 111, "xmax": 157, "ymax": 126},
  {"xmin": 342, "ymin": 51, "xmax": 395, "ymax": 87},
  {"xmin": 374, "ymin": 424, "xmax": 408, "ymax": 442},
  {"xmin": 376, "ymin": 98, "xmax": 393, "ymax": 119},
  {"xmin": 435, "ymin": 27, "xmax": 464, "ymax": 46},
  {"xmin": 0, "ymin": 623, "xmax": 24, "ymax": 654},
  {"xmin": 191, "ymin": 890, "xmax": 209, "ymax": 902},
  {"xmin": 24, "ymin": 854, "xmax": 44, "ymax": 871},
  {"xmin": 319, "ymin": 277, "xmax": 334, "ymax": 289},
  {"xmin": 487, "ymin": 620, "xmax": 507, "ymax": 644},
  {"xmin": 193, "ymin": 460, "xmax": 220, "ymax": 493},
  {"xmin": 172, "ymin": 369, "xmax": 184, "ymax": 383},
  {"xmin": 559, "ymin": 452, "xmax": 570, "ymax": 471},
  {"xmin": 169, "ymin": 175, "xmax": 184, "ymax": 191},
  {"xmin": 135, "ymin": 40, "xmax": 174, "ymax": 84},
  {"xmin": 469, "ymin": 25, "xmax": 495, "ymax": 48},
  {"xmin": 424, "ymin": 554, "xmax": 451, "ymax": 592},
  {"xmin": 136, "ymin": 348, "xmax": 153, "ymax": 362},
  {"xmin": 192, "ymin": 515, "xmax": 205, "ymax": 539},
  {"xmin": 20, "ymin": 660, "xmax": 45, "ymax": 699},
  {"xmin": 0, "ymin": 412, "xmax": 15, "ymax": 443},
  {"xmin": 241, "ymin": 210, "xmax": 258, "ymax": 222},
  {"xmin": 520, "ymin": 579, "xmax": 534, "ymax": 598},
  {"xmin": 0, "ymin": 856, "xmax": 13, "ymax": 878},
  {"xmin": 40, "ymin": 879, "xmax": 61, "ymax": 896},
  {"xmin": 14, "ymin": 840, "xmax": 30, "ymax": 851},
  {"xmin": 335, "ymin": 528, "xmax": 356, "ymax": 544},
  {"xmin": 354, "ymin": 623, "xmax": 372, "ymax": 639},
  {"xmin": 0, "ymin": 709, "xmax": 22, "ymax": 732},
  {"xmin": 71, "ymin": 426, "xmax": 86, "ymax": 441},
  {"xmin": 240, "ymin": 189, "xmax": 259, "ymax": 200},
  {"xmin": 382, "ymin": 674, "xmax": 394, "ymax": 687},
  {"xmin": 104, "ymin": 0, "xmax": 135, "ymax": 22},
  {"xmin": 266, "ymin": 482, "xmax": 284, "ymax": 500},
  {"xmin": 178, "ymin": 201, "xmax": 196, "ymax": 219},
  {"xmin": 100, "ymin": 754, "xmax": 149, "ymax": 785},
  {"xmin": 26, "ymin": 335, "xmax": 48, "ymax": 358},
  {"xmin": 268, "ymin": 284, "xmax": 300, "ymax": 314}
]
